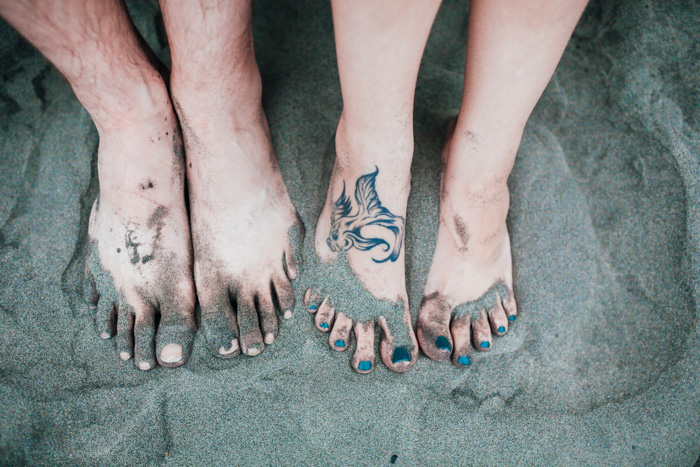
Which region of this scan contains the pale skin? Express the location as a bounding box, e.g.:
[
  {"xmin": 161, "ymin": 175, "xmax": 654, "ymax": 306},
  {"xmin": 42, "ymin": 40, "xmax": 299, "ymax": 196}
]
[{"xmin": 0, "ymin": 0, "xmax": 301, "ymax": 369}]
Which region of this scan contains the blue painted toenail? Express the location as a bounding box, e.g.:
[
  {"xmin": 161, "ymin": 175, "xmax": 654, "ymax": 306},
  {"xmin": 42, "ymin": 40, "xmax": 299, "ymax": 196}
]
[
  {"xmin": 392, "ymin": 347, "xmax": 411, "ymax": 364},
  {"xmin": 498, "ymin": 326, "xmax": 506, "ymax": 333},
  {"xmin": 508, "ymin": 315, "xmax": 515, "ymax": 322},
  {"xmin": 334, "ymin": 339, "xmax": 346, "ymax": 348},
  {"xmin": 309, "ymin": 305, "xmax": 318, "ymax": 310},
  {"xmin": 458, "ymin": 355, "xmax": 471, "ymax": 366},
  {"xmin": 480, "ymin": 341, "xmax": 490, "ymax": 349},
  {"xmin": 320, "ymin": 322, "xmax": 329, "ymax": 329},
  {"xmin": 435, "ymin": 335, "xmax": 451, "ymax": 351},
  {"xmin": 358, "ymin": 360, "xmax": 372, "ymax": 371}
]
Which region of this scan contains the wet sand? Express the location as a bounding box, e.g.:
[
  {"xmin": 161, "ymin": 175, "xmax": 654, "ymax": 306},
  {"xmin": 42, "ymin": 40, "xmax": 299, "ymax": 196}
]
[{"xmin": 1, "ymin": 0, "xmax": 699, "ymax": 465}]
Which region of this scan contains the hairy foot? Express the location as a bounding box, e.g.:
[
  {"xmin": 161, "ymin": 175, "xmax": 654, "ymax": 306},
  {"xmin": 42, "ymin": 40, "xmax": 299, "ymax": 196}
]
[
  {"xmin": 417, "ymin": 121, "xmax": 518, "ymax": 366},
  {"xmin": 84, "ymin": 94, "xmax": 196, "ymax": 371},
  {"xmin": 304, "ymin": 121, "xmax": 418, "ymax": 374},
  {"xmin": 173, "ymin": 95, "xmax": 303, "ymax": 359}
]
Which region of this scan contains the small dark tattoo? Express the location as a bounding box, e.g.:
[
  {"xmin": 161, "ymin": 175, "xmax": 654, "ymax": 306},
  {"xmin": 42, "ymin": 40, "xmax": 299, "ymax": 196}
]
[{"xmin": 327, "ymin": 167, "xmax": 404, "ymax": 263}]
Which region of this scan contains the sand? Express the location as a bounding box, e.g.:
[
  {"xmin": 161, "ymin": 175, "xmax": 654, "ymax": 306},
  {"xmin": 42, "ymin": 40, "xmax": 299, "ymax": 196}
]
[{"xmin": 1, "ymin": 0, "xmax": 699, "ymax": 465}]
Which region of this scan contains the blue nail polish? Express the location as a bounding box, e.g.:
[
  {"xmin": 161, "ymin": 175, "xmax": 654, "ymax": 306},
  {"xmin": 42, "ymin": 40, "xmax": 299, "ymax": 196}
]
[
  {"xmin": 320, "ymin": 322, "xmax": 329, "ymax": 329},
  {"xmin": 480, "ymin": 341, "xmax": 490, "ymax": 349},
  {"xmin": 334, "ymin": 339, "xmax": 346, "ymax": 348},
  {"xmin": 358, "ymin": 360, "xmax": 372, "ymax": 371},
  {"xmin": 392, "ymin": 347, "xmax": 410, "ymax": 364},
  {"xmin": 508, "ymin": 315, "xmax": 515, "ymax": 322},
  {"xmin": 458, "ymin": 355, "xmax": 471, "ymax": 366},
  {"xmin": 498, "ymin": 326, "xmax": 506, "ymax": 333},
  {"xmin": 309, "ymin": 305, "xmax": 318, "ymax": 310},
  {"xmin": 435, "ymin": 335, "xmax": 451, "ymax": 351}
]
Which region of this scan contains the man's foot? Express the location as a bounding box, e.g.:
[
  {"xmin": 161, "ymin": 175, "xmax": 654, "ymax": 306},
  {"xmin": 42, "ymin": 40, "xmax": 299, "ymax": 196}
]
[
  {"xmin": 173, "ymin": 92, "xmax": 303, "ymax": 359},
  {"xmin": 304, "ymin": 119, "xmax": 418, "ymax": 374},
  {"xmin": 417, "ymin": 121, "xmax": 518, "ymax": 366},
  {"xmin": 84, "ymin": 85, "xmax": 197, "ymax": 370}
]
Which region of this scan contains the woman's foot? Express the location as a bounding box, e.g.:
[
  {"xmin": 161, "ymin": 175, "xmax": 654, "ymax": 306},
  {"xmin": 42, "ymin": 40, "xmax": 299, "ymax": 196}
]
[
  {"xmin": 172, "ymin": 84, "xmax": 303, "ymax": 359},
  {"xmin": 304, "ymin": 118, "xmax": 418, "ymax": 374},
  {"xmin": 417, "ymin": 121, "xmax": 518, "ymax": 367},
  {"xmin": 84, "ymin": 81, "xmax": 197, "ymax": 371}
]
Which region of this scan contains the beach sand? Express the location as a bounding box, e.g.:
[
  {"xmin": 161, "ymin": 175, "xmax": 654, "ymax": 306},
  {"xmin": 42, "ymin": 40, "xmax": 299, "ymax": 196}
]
[{"xmin": 1, "ymin": 0, "xmax": 699, "ymax": 465}]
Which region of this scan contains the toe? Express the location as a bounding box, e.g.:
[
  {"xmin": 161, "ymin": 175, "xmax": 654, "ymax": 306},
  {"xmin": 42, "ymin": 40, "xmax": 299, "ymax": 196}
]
[
  {"xmin": 133, "ymin": 304, "xmax": 157, "ymax": 371},
  {"xmin": 328, "ymin": 312, "xmax": 352, "ymax": 351},
  {"xmin": 257, "ymin": 292, "xmax": 278, "ymax": 345},
  {"xmin": 236, "ymin": 293, "xmax": 265, "ymax": 356},
  {"xmin": 488, "ymin": 300, "xmax": 509, "ymax": 337},
  {"xmin": 115, "ymin": 301, "xmax": 135, "ymax": 361},
  {"xmin": 416, "ymin": 294, "xmax": 453, "ymax": 362},
  {"xmin": 156, "ymin": 282, "xmax": 196, "ymax": 368},
  {"xmin": 199, "ymin": 288, "xmax": 240, "ymax": 359},
  {"xmin": 378, "ymin": 310, "xmax": 418, "ymax": 373},
  {"xmin": 83, "ymin": 266, "xmax": 99, "ymax": 310},
  {"xmin": 352, "ymin": 321, "xmax": 375, "ymax": 374},
  {"xmin": 502, "ymin": 290, "xmax": 518, "ymax": 322},
  {"xmin": 283, "ymin": 248, "xmax": 299, "ymax": 281},
  {"xmin": 304, "ymin": 288, "xmax": 322, "ymax": 313},
  {"xmin": 450, "ymin": 313, "xmax": 472, "ymax": 367},
  {"xmin": 273, "ymin": 274, "xmax": 296, "ymax": 319},
  {"xmin": 315, "ymin": 297, "xmax": 335, "ymax": 332},
  {"xmin": 95, "ymin": 296, "xmax": 117, "ymax": 339},
  {"xmin": 472, "ymin": 309, "xmax": 492, "ymax": 351}
]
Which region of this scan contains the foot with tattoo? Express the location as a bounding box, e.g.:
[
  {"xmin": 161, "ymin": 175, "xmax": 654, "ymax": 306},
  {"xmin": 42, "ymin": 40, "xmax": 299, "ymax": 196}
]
[
  {"xmin": 416, "ymin": 121, "xmax": 518, "ymax": 366},
  {"xmin": 304, "ymin": 120, "xmax": 418, "ymax": 374},
  {"xmin": 84, "ymin": 83, "xmax": 197, "ymax": 371}
]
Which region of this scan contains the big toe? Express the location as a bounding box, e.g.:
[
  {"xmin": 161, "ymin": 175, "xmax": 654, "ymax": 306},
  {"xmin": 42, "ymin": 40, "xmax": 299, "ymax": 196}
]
[
  {"xmin": 199, "ymin": 288, "xmax": 240, "ymax": 359},
  {"xmin": 156, "ymin": 292, "xmax": 196, "ymax": 368},
  {"xmin": 379, "ymin": 311, "xmax": 418, "ymax": 373},
  {"xmin": 416, "ymin": 294, "xmax": 453, "ymax": 362}
]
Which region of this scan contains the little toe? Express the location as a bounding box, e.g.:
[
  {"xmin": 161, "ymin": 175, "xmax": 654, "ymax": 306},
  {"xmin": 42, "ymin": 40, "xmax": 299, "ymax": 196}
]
[
  {"xmin": 328, "ymin": 312, "xmax": 352, "ymax": 351},
  {"xmin": 315, "ymin": 297, "xmax": 335, "ymax": 332},
  {"xmin": 95, "ymin": 296, "xmax": 117, "ymax": 339},
  {"xmin": 83, "ymin": 266, "xmax": 99, "ymax": 310},
  {"xmin": 378, "ymin": 312, "xmax": 418, "ymax": 373},
  {"xmin": 502, "ymin": 291, "xmax": 518, "ymax": 322},
  {"xmin": 472, "ymin": 309, "xmax": 492, "ymax": 351},
  {"xmin": 199, "ymin": 290, "xmax": 240, "ymax": 359},
  {"xmin": 273, "ymin": 274, "xmax": 296, "ymax": 319},
  {"xmin": 352, "ymin": 321, "xmax": 375, "ymax": 374},
  {"xmin": 416, "ymin": 294, "xmax": 453, "ymax": 362},
  {"xmin": 115, "ymin": 301, "xmax": 135, "ymax": 361},
  {"xmin": 236, "ymin": 293, "xmax": 265, "ymax": 356},
  {"xmin": 257, "ymin": 292, "xmax": 278, "ymax": 345},
  {"xmin": 304, "ymin": 288, "xmax": 323, "ymax": 314},
  {"xmin": 283, "ymin": 248, "xmax": 299, "ymax": 281},
  {"xmin": 156, "ymin": 287, "xmax": 196, "ymax": 368},
  {"xmin": 488, "ymin": 300, "xmax": 509, "ymax": 337},
  {"xmin": 133, "ymin": 305, "xmax": 157, "ymax": 371},
  {"xmin": 450, "ymin": 313, "xmax": 472, "ymax": 367}
]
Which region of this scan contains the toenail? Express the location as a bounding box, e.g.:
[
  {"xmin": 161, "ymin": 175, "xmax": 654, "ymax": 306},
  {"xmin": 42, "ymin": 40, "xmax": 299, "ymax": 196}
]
[
  {"xmin": 320, "ymin": 322, "xmax": 329, "ymax": 329},
  {"xmin": 334, "ymin": 339, "xmax": 346, "ymax": 348},
  {"xmin": 358, "ymin": 360, "xmax": 372, "ymax": 371},
  {"xmin": 161, "ymin": 344, "xmax": 183, "ymax": 363},
  {"xmin": 508, "ymin": 315, "xmax": 516, "ymax": 322},
  {"xmin": 138, "ymin": 361, "xmax": 151, "ymax": 371},
  {"xmin": 100, "ymin": 332, "xmax": 110, "ymax": 339},
  {"xmin": 458, "ymin": 355, "xmax": 471, "ymax": 366},
  {"xmin": 480, "ymin": 341, "xmax": 490, "ymax": 349},
  {"xmin": 264, "ymin": 333, "xmax": 275, "ymax": 345},
  {"xmin": 498, "ymin": 326, "xmax": 506, "ymax": 333},
  {"xmin": 309, "ymin": 305, "xmax": 318, "ymax": 310},
  {"xmin": 283, "ymin": 310, "xmax": 293, "ymax": 319},
  {"xmin": 392, "ymin": 347, "xmax": 411, "ymax": 364},
  {"xmin": 247, "ymin": 346, "xmax": 261, "ymax": 356},
  {"xmin": 218, "ymin": 339, "xmax": 239, "ymax": 355},
  {"xmin": 119, "ymin": 351, "xmax": 130, "ymax": 361},
  {"xmin": 435, "ymin": 335, "xmax": 451, "ymax": 351}
]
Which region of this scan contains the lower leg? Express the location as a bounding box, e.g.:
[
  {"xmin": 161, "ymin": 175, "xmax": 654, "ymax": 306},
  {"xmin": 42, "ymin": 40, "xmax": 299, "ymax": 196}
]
[
  {"xmin": 307, "ymin": 0, "xmax": 441, "ymax": 373},
  {"xmin": 418, "ymin": 0, "xmax": 588, "ymax": 364},
  {"xmin": 159, "ymin": 0, "xmax": 302, "ymax": 358},
  {"xmin": 0, "ymin": 0, "xmax": 196, "ymax": 369}
]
